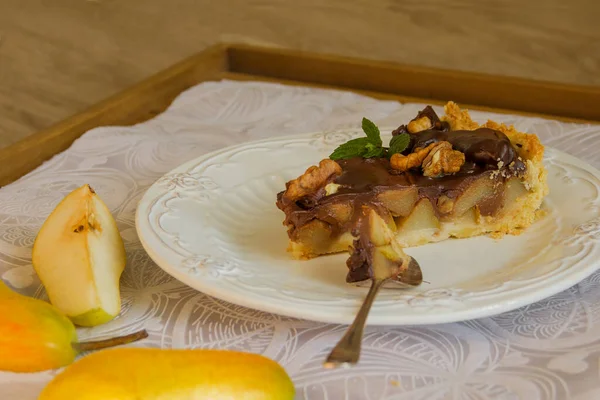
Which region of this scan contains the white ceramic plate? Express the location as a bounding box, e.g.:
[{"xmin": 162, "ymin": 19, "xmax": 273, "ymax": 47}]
[{"xmin": 135, "ymin": 129, "xmax": 600, "ymax": 325}]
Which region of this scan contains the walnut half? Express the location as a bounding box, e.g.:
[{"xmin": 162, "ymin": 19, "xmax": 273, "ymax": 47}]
[
  {"xmin": 422, "ymin": 141, "xmax": 465, "ymax": 177},
  {"xmin": 281, "ymin": 159, "xmax": 342, "ymax": 205},
  {"xmin": 390, "ymin": 143, "xmax": 438, "ymax": 172},
  {"xmin": 407, "ymin": 116, "xmax": 433, "ymax": 133}
]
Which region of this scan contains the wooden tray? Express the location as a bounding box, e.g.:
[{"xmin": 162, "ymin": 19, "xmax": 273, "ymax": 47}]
[{"xmin": 2, "ymin": 42, "xmax": 600, "ymax": 187}]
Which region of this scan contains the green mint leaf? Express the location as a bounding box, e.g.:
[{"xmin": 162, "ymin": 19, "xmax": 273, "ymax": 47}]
[
  {"xmin": 328, "ymin": 118, "xmax": 388, "ymax": 161},
  {"xmin": 363, "ymin": 143, "xmax": 386, "ymax": 158},
  {"xmin": 388, "ymin": 133, "xmax": 411, "ymax": 156},
  {"xmin": 329, "ymin": 137, "xmax": 371, "ymax": 160},
  {"xmin": 361, "ymin": 117, "xmax": 382, "ymax": 147}
]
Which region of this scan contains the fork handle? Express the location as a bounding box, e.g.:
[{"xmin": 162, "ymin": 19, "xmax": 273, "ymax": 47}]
[{"xmin": 323, "ymin": 278, "xmax": 387, "ymax": 368}]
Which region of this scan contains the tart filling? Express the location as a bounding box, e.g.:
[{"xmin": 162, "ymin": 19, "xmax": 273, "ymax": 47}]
[{"xmin": 276, "ymin": 102, "xmax": 548, "ymax": 283}]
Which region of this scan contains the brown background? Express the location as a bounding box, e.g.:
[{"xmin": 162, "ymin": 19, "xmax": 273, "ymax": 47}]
[{"xmin": 1, "ymin": 0, "xmax": 599, "ymax": 150}]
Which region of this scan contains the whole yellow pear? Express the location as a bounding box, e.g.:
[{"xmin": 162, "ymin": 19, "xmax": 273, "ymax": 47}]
[
  {"xmin": 0, "ymin": 280, "xmax": 77, "ymax": 372},
  {"xmin": 38, "ymin": 347, "xmax": 295, "ymax": 400},
  {"xmin": 0, "ymin": 281, "xmax": 147, "ymax": 372}
]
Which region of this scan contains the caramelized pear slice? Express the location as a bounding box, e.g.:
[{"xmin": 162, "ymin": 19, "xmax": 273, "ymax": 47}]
[
  {"xmin": 365, "ymin": 208, "xmax": 419, "ymax": 284},
  {"xmin": 504, "ymin": 177, "xmax": 529, "ymax": 205},
  {"xmin": 318, "ymin": 202, "xmax": 353, "ymax": 225},
  {"xmin": 292, "ymin": 220, "xmax": 334, "ymax": 256},
  {"xmin": 452, "ymin": 175, "xmax": 497, "ymax": 217},
  {"xmin": 376, "ymin": 188, "xmax": 418, "ymax": 217},
  {"xmin": 395, "ymin": 198, "xmax": 440, "ymax": 246},
  {"xmin": 447, "ymin": 207, "xmax": 481, "ymax": 238},
  {"xmin": 346, "ymin": 207, "xmax": 417, "ymax": 284},
  {"xmin": 367, "ymin": 207, "xmax": 396, "ymax": 247}
]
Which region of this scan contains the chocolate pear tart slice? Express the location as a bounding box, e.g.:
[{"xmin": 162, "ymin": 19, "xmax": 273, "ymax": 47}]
[{"xmin": 276, "ymin": 102, "xmax": 549, "ymax": 283}]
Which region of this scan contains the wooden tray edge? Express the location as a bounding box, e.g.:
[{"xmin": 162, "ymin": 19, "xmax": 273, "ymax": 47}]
[
  {"xmin": 2, "ymin": 42, "xmax": 599, "ymax": 187},
  {"xmin": 226, "ymin": 43, "xmax": 600, "ymax": 123},
  {"xmin": 0, "ymin": 43, "xmax": 228, "ymax": 187},
  {"xmin": 223, "ymin": 71, "xmax": 600, "ymax": 124}
]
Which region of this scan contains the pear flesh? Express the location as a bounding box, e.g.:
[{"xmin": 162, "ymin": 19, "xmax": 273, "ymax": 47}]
[{"xmin": 32, "ymin": 184, "xmax": 127, "ymax": 327}]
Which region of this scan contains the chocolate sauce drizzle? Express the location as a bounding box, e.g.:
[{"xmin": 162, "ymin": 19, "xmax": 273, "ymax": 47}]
[{"xmin": 276, "ymin": 107, "xmax": 526, "ymax": 282}]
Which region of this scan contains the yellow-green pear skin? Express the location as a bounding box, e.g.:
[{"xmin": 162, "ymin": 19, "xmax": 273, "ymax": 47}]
[
  {"xmin": 0, "ymin": 281, "xmax": 78, "ymax": 372},
  {"xmin": 38, "ymin": 348, "xmax": 296, "ymax": 400},
  {"xmin": 32, "ymin": 184, "xmax": 127, "ymax": 327},
  {"xmin": 69, "ymin": 308, "xmax": 118, "ymax": 327}
]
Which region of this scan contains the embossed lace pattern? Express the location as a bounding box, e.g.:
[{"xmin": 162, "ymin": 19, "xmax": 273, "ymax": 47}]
[{"xmin": 2, "ymin": 80, "xmax": 600, "ymax": 400}]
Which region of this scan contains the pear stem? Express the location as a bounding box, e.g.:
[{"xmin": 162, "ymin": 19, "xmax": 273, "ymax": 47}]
[{"xmin": 75, "ymin": 329, "xmax": 149, "ymax": 352}]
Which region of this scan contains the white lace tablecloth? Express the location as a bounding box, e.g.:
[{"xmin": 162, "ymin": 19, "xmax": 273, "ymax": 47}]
[{"xmin": 2, "ymin": 80, "xmax": 600, "ymax": 400}]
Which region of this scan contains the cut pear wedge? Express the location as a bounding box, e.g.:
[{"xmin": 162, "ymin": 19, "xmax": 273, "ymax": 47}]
[{"xmin": 32, "ymin": 184, "xmax": 127, "ymax": 327}]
